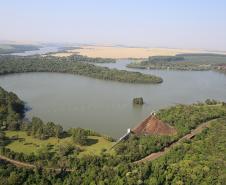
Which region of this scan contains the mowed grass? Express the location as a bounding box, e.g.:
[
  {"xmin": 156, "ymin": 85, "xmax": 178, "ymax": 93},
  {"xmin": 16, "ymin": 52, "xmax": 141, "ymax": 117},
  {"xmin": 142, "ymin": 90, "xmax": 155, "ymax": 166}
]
[
  {"xmin": 4, "ymin": 131, "xmax": 115, "ymax": 156},
  {"xmin": 79, "ymin": 136, "xmax": 115, "ymax": 156},
  {"xmin": 5, "ymin": 131, "xmax": 69, "ymax": 154}
]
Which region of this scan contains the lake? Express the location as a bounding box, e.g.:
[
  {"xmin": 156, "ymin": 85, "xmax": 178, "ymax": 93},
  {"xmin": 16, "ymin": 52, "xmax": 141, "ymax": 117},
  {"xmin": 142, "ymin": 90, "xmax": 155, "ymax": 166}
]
[{"xmin": 0, "ymin": 60, "xmax": 226, "ymax": 138}]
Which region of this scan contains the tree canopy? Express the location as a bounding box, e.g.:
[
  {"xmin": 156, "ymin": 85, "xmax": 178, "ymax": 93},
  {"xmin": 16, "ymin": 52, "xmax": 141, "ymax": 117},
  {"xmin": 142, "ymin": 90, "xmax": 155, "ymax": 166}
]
[{"xmin": 0, "ymin": 55, "xmax": 163, "ymax": 84}]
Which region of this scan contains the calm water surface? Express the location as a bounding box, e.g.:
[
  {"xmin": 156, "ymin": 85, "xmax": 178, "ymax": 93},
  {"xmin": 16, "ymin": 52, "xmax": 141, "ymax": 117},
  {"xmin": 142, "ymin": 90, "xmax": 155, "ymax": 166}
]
[{"xmin": 0, "ymin": 60, "xmax": 226, "ymax": 138}]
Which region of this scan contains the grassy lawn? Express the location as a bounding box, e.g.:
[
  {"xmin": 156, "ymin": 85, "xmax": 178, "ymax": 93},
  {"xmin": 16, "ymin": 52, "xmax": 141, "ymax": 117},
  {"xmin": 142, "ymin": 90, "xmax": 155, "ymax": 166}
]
[
  {"xmin": 80, "ymin": 136, "xmax": 115, "ymax": 156},
  {"xmin": 4, "ymin": 131, "xmax": 115, "ymax": 156}
]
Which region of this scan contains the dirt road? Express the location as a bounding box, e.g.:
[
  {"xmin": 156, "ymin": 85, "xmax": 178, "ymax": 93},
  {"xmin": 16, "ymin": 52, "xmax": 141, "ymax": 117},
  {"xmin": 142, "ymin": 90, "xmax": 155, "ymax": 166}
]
[
  {"xmin": 0, "ymin": 154, "xmax": 74, "ymax": 172},
  {"xmin": 0, "ymin": 119, "xmax": 214, "ymax": 168}
]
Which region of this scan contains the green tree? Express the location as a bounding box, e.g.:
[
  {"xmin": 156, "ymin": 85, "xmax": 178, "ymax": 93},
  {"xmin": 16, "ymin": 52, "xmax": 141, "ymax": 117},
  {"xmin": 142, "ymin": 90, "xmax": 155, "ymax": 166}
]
[
  {"xmin": 8, "ymin": 172, "xmax": 22, "ymax": 185},
  {"xmin": 72, "ymin": 128, "xmax": 88, "ymax": 145}
]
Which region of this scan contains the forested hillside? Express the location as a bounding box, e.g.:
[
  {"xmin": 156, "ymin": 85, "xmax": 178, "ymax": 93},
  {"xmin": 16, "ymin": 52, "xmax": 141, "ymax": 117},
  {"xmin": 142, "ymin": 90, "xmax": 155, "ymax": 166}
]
[{"xmin": 0, "ymin": 87, "xmax": 25, "ymax": 131}]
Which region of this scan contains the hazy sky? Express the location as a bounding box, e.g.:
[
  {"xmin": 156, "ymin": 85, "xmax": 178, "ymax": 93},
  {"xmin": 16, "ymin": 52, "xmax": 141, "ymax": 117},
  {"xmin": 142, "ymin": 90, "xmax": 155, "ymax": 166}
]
[{"xmin": 0, "ymin": 0, "xmax": 226, "ymax": 50}]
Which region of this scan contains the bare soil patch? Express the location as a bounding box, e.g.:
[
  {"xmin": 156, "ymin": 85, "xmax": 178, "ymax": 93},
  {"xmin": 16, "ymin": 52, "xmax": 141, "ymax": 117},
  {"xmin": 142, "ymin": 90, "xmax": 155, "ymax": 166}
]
[{"xmin": 51, "ymin": 46, "xmax": 225, "ymax": 59}]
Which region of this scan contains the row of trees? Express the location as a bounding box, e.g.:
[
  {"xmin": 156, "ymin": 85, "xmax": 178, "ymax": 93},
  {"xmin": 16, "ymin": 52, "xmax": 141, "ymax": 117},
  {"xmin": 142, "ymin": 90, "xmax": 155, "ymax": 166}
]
[
  {"xmin": 68, "ymin": 127, "xmax": 115, "ymax": 145},
  {"xmin": 68, "ymin": 54, "xmax": 116, "ymax": 63},
  {"xmin": 21, "ymin": 117, "xmax": 64, "ymax": 140}
]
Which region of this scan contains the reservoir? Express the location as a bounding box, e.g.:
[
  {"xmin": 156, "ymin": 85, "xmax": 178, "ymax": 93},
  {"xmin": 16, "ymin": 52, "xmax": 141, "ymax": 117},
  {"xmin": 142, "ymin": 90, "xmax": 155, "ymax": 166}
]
[{"xmin": 0, "ymin": 60, "xmax": 226, "ymax": 138}]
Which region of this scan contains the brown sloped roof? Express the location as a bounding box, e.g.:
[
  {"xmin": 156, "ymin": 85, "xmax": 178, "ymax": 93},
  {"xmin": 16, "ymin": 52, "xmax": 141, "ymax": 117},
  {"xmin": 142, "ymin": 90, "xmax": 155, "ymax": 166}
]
[{"xmin": 132, "ymin": 115, "xmax": 176, "ymax": 135}]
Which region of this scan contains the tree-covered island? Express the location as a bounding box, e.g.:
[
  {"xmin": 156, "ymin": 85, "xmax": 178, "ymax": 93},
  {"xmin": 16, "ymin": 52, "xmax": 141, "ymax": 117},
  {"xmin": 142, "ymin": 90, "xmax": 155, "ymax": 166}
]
[{"xmin": 0, "ymin": 55, "xmax": 163, "ymax": 84}]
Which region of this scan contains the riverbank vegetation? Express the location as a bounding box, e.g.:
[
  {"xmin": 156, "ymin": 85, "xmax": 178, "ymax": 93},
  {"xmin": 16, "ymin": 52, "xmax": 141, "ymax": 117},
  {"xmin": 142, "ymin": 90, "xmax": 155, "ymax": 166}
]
[
  {"xmin": 0, "ymin": 55, "xmax": 163, "ymax": 84},
  {"xmin": 1, "ymin": 86, "xmax": 226, "ymax": 184},
  {"xmin": 60, "ymin": 54, "xmax": 116, "ymax": 63},
  {"xmin": 127, "ymin": 54, "xmax": 226, "ymax": 73}
]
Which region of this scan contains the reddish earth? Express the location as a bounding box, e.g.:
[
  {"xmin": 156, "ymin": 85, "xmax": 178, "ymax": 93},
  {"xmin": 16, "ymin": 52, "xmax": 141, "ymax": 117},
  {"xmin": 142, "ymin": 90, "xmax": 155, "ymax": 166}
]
[
  {"xmin": 132, "ymin": 115, "xmax": 176, "ymax": 136},
  {"xmin": 134, "ymin": 119, "xmax": 214, "ymax": 164}
]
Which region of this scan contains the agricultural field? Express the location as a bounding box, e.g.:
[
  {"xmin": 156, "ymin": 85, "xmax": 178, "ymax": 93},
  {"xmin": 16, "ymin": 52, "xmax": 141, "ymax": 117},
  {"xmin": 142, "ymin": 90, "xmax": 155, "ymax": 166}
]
[{"xmin": 51, "ymin": 46, "xmax": 226, "ymax": 58}]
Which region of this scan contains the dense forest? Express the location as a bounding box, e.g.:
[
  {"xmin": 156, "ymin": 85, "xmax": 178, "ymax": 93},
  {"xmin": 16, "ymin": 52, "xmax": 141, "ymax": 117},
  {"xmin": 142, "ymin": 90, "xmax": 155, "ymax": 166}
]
[
  {"xmin": 127, "ymin": 54, "xmax": 226, "ymax": 73},
  {"xmin": 0, "ymin": 87, "xmax": 226, "ymax": 184},
  {"xmin": 0, "ymin": 87, "xmax": 25, "ymax": 131},
  {"xmin": 62, "ymin": 54, "xmax": 116, "ymax": 63},
  {"xmin": 0, "ymin": 55, "xmax": 162, "ymax": 84}
]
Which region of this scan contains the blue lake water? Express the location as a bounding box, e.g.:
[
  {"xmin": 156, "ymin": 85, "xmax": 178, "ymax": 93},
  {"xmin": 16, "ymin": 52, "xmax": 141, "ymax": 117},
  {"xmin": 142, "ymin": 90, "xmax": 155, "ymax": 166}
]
[{"xmin": 0, "ymin": 60, "xmax": 226, "ymax": 138}]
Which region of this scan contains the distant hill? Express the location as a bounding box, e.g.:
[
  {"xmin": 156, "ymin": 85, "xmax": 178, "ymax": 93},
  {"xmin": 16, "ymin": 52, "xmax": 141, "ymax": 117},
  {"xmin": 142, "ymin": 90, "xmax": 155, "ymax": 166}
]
[{"xmin": 0, "ymin": 44, "xmax": 40, "ymax": 54}]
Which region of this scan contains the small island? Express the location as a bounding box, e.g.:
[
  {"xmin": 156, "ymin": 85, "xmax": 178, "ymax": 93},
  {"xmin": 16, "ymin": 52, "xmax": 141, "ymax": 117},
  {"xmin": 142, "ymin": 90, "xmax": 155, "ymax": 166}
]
[
  {"xmin": 133, "ymin": 97, "xmax": 144, "ymax": 105},
  {"xmin": 0, "ymin": 55, "xmax": 163, "ymax": 84}
]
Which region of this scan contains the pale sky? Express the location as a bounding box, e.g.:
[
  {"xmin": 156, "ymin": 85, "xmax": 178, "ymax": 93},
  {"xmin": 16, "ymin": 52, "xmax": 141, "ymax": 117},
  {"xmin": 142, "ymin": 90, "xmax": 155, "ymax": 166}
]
[{"xmin": 0, "ymin": 0, "xmax": 226, "ymax": 50}]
